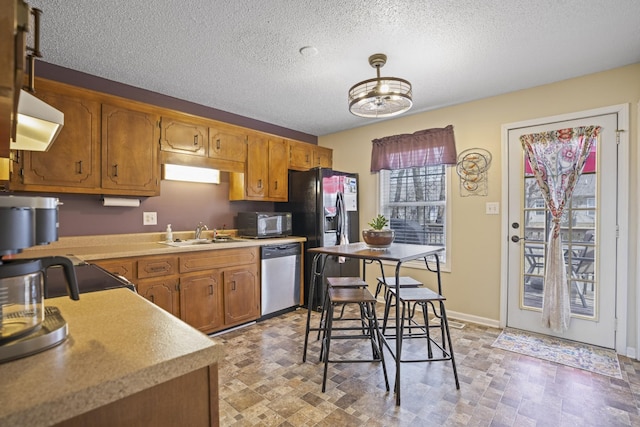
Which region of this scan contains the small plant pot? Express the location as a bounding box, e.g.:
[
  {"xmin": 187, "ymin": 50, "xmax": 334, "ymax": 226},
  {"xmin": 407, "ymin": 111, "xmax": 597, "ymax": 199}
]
[{"xmin": 362, "ymin": 229, "xmax": 395, "ymax": 249}]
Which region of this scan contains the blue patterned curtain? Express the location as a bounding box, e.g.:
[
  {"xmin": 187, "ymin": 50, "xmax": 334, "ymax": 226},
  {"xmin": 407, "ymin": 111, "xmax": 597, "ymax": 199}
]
[{"xmin": 520, "ymin": 126, "xmax": 600, "ymax": 332}]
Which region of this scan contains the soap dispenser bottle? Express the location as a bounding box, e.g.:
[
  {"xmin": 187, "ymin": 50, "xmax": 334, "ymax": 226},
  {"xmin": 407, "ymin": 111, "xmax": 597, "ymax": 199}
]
[{"xmin": 165, "ymin": 224, "xmax": 173, "ymax": 242}]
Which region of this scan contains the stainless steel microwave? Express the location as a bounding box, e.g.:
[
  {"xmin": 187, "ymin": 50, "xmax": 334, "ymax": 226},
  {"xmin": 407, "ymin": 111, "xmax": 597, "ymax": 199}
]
[{"xmin": 237, "ymin": 212, "xmax": 292, "ymax": 238}]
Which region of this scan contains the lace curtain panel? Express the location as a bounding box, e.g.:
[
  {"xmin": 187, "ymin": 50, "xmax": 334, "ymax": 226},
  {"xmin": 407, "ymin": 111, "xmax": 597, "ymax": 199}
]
[
  {"xmin": 520, "ymin": 126, "xmax": 600, "ymax": 332},
  {"xmin": 370, "ymin": 125, "xmax": 457, "ymax": 172}
]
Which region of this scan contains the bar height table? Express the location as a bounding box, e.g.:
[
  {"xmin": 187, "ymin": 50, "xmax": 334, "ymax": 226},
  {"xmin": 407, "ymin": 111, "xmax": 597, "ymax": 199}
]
[{"xmin": 306, "ymin": 242, "xmax": 447, "ymax": 405}]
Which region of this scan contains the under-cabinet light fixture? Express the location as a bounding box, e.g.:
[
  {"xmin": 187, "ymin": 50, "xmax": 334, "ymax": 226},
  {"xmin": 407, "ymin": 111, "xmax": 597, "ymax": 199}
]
[{"xmin": 162, "ymin": 164, "xmax": 220, "ymax": 184}]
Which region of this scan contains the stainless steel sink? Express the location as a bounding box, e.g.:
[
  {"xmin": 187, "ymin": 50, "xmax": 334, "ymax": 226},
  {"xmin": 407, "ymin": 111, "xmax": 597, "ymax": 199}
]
[
  {"xmin": 160, "ymin": 239, "xmax": 213, "ymax": 247},
  {"xmin": 159, "ymin": 237, "xmax": 244, "ymax": 247}
]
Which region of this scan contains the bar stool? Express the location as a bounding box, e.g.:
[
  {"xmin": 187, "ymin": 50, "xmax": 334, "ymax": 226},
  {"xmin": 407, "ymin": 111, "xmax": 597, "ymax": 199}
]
[
  {"xmin": 385, "ymin": 287, "xmax": 459, "ymax": 389},
  {"xmin": 375, "ymin": 276, "xmax": 422, "ymax": 299},
  {"xmin": 303, "ymin": 267, "xmax": 369, "ymax": 362},
  {"xmin": 321, "ymin": 287, "xmax": 390, "ymax": 393},
  {"xmin": 378, "ymin": 276, "xmax": 422, "ymax": 334},
  {"xmin": 317, "ymin": 277, "xmax": 369, "ymax": 342}
]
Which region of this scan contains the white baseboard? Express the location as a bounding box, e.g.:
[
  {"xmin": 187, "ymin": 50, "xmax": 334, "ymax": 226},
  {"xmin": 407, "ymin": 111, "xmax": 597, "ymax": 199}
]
[
  {"xmin": 375, "ymin": 296, "xmax": 501, "ymax": 330},
  {"xmin": 446, "ymin": 310, "xmax": 500, "ymax": 329},
  {"xmin": 626, "ymin": 347, "xmax": 637, "ymax": 359}
]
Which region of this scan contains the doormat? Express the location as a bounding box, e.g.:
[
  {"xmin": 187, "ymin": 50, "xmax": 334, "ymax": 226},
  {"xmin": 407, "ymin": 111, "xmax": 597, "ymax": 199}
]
[{"xmin": 491, "ymin": 328, "xmax": 622, "ymax": 379}]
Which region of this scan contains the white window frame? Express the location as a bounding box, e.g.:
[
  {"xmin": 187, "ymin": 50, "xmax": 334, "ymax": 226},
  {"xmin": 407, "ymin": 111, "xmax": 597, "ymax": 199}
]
[{"xmin": 376, "ymin": 166, "xmax": 452, "ymax": 271}]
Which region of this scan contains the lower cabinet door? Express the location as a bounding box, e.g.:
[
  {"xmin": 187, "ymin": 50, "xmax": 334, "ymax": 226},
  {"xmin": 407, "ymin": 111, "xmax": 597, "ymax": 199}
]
[
  {"xmin": 180, "ymin": 271, "xmax": 223, "ymax": 333},
  {"xmin": 223, "ymin": 265, "xmax": 259, "ymax": 326},
  {"xmin": 137, "ymin": 277, "xmax": 180, "ymax": 318}
]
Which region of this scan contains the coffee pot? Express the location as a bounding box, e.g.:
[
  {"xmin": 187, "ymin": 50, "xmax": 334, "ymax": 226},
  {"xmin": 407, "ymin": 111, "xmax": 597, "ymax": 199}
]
[
  {"xmin": 0, "ymin": 256, "xmax": 79, "ymax": 342},
  {"xmin": 0, "ymin": 196, "xmax": 80, "ymax": 357}
]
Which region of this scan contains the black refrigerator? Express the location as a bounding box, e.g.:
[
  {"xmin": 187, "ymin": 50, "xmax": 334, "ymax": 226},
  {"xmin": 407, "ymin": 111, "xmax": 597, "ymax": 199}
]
[{"xmin": 275, "ymin": 167, "xmax": 360, "ymax": 311}]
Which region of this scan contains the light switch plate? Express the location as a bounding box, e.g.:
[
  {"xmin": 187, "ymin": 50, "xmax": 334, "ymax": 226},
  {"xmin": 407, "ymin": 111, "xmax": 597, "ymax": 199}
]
[
  {"xmin": 143, "ymin": 211, "xmax": 157, "ymax": 225},
  {"xmin": 485, "ymin": 202, "xmax": 500, "ymax": 215}
]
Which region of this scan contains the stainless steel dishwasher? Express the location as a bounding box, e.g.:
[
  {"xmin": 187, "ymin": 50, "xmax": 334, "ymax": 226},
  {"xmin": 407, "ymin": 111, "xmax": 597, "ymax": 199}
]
[{"xmin": 261, "ymin": 243, "xmax": 301, "ymax": 317}]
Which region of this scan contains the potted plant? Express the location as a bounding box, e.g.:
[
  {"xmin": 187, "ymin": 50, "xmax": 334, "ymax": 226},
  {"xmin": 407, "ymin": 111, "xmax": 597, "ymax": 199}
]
[{"xmin": 362, "ymin": 214, "xmax": 395, "ymax": 249}]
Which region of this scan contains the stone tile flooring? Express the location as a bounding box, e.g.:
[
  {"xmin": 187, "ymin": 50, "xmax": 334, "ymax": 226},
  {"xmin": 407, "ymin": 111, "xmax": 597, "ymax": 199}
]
[{"xmin": 213, "ymin": 308, "xmax": 640, "ymax": 426}]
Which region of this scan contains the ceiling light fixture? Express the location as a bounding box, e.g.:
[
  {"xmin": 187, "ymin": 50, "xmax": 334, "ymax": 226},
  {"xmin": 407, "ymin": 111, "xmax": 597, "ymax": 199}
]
[{"xmin": 348, "ymin": 53, "xmax": 412, "ymax": 118}]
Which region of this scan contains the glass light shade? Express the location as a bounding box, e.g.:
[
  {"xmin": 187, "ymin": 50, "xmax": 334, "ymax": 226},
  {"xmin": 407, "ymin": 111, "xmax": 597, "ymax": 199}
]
[{"xmin": 348, "ymin": 77, "xmax": 412, "ymax": 118}]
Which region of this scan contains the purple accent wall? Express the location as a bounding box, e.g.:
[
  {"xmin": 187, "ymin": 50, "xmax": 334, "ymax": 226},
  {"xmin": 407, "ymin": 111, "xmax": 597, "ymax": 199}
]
[
  {"xmin": 49, "ymin": 177, "xmax": 271, "ymax": 236},
  {"xmin": 36, "ymin": 62, "xmax": 317, "ymax": 144}
]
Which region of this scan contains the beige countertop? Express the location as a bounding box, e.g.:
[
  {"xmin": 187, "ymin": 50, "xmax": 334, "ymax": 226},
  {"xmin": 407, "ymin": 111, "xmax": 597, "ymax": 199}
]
[
  {"xmin": 0, "ymin": 288, "xmax": 223, "ymax": 427},
  {"xmin": 13, "ymin": 231, "xmax": 306, "ymax": 261}
]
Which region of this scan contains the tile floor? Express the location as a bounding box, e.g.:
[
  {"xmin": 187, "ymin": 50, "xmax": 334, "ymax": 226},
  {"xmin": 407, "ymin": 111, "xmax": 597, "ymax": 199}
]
[{"xmin": 214, "ymin": 308, "xmax": 640, "ymax": 426}]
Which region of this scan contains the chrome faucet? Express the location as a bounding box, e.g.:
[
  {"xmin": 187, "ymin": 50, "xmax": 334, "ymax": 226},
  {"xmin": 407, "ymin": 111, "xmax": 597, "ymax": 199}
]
[{"xmin": 195, "ymin": 222, "xmax": 208, "ymax": 239}]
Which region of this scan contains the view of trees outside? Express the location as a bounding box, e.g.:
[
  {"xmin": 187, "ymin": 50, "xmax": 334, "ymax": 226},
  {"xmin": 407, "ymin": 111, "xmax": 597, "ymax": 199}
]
[{"xmin": 381, "ymin": 165, "xmax": 447, "ymax": 249}]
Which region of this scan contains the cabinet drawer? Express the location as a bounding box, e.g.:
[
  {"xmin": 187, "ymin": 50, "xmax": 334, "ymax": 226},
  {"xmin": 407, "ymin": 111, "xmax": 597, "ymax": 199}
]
[
  {"xmin": 180, "ymin": 247, "xmax": 259, "ymax": 273},
  {"xmin": 93, "ymin": 259, "xmax": 136, "ymax": 282},
  {"xmin": 137, "ymin": 256, "xmax": 179, "ymax": 278}
]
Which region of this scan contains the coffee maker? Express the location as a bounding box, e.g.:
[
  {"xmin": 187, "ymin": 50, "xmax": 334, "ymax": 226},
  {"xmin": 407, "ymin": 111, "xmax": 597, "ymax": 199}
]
[{"xmin": 0, "ymin": 196, "xmax": 79, "ymax": 363}]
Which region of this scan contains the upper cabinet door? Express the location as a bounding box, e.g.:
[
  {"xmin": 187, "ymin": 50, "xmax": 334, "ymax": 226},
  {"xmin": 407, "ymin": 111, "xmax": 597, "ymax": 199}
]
[
  {"xmin": 314, "ymin": 146, "xmax": 333, "ymax": 168},
  {"xmin": 268, "ymin": 138, "xmax": 288, "ymax": 200},
  {"xmin": 160, "ymin": 117, "xmax": 207, "ymax": 156},
  {"xmin": 16, "ymin": 89, "xmax": 101, "ymax": 189},
  {"xmin": 288, "ymin": 140, "xmax": 313, "ymax": 170},
  {"xmin": 244, "ymin": 134, "xmax": 269, "ymax": 198},
  {"xmin": 101, "ymin": 104, "xmax": 160, "ymax": 195},
  {"xmin": 209, "ymin": 124, "xmax": 247, "ymax": 162}
]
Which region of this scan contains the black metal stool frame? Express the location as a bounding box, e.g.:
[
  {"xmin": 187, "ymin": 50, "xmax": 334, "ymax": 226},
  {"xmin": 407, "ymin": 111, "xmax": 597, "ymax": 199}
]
[{"xmin": 321, "ymin": 288, "xmax": 390, "ymax": 393}]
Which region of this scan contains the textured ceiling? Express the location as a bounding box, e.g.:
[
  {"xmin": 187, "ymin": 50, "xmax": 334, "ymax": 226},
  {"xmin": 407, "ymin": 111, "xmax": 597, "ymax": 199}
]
[{"xmin": 28, "ymin": 0, "xmax": 640, "ymax": 137}]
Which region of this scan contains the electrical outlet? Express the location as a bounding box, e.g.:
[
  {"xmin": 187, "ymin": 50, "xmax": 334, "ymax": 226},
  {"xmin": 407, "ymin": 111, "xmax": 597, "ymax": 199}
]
[
  {"xmin": 143, "ymin": 211, "xmax": 157, "ymax": 225},
  {"xmin": 485, "ymin": 202, "xmax": 500, "ymax": 215}
]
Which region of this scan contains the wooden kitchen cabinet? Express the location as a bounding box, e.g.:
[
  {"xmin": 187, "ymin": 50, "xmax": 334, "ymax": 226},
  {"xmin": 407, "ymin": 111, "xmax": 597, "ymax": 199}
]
[
  {"xmin": 11, "ymin": 86, "xmax": 101, "ymax": 191},
  {"xmin": 56, "ymin": 365, "xmax": 219, "ymax": 427},
  {"xmin": 180, "ymin": 270, "xmax": 223, "ymax": 332},
  {"xmin": 180, "ymin": 247, "xmax": 260, "ymax": 333},
  {"xmin": 160, "ymin": 116, "xmax": 208, "ymax": 156},
  {"xmin": 101, "ymin": 103, "xmax": 160, "ymax": 196},
  {"xmin": 314, "ymin": 145, "xmax": 333, "ymax": 168},
  {"xmin": 223, "ymin": 264, "xmax": 259, "ymax": 326},
  {"xmin": 288, "ymin": 139, "xmax": 333, "ymax": 170},
  {"xmin": 99, "ymin": 247, "xmax": 259, "ymax": 334},
  {"xmin": 229, "ymin": 133, "xmax": 288, "ymax": 201},
  {"xmin": 137, "ymin": 276, "xmax": 181, "ymax": 318},
  {"xmin": 134, "ymin": 254, "xmax": 180, "ymax": 317},
  {"xmin": 9, "ymin": 79, "xmax": 161, "ymax": 196},
  {"xmin": 93, "ymin": 258, "xmax": 136, "ymax": 282},
  {"xmin": 288, "ymin": 139, "xmax": 313, "ymax": 170},
  {"xmin": 137, "ymin": 255, "xmax": 178, "ymax": 279},
  {"xmin": 208, "ymin": 123, "xmax": 247, "ymax": 163}
]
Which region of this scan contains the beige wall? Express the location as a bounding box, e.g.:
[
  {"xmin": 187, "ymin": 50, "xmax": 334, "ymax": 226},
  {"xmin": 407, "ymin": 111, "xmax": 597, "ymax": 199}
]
[{"xmin": 319, "ymin": 64, "xmax": 640, "ymax": 344}]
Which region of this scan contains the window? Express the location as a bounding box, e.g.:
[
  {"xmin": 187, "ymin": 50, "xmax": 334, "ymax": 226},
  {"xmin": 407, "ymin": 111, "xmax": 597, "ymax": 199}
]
[{"xmin": 379, "ymin": 165, "xmax": 449, "ymax": 262}]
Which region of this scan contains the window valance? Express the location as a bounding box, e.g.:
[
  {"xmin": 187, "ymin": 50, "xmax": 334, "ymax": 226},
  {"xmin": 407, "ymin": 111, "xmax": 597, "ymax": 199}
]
[{"xmin": 370, "ymin": 125, "xmax": 457, "ymax": 172}]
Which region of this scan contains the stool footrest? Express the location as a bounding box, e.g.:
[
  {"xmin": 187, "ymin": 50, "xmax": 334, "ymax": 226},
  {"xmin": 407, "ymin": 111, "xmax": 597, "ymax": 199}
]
[
  {"xmin": 327, "ymin": 277, "xmax": 368, "ymax": 288},
  {"xmin": 376, "ymin": 276, "xmax": 422, "ymax": 287}
]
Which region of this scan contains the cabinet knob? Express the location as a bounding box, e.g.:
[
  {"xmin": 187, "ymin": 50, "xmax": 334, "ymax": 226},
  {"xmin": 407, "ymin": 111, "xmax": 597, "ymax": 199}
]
[
  {"xmin": 77, "ymin": 160, "xmax": 83, "ymax": 174},
  {"xmin": 113, "ymin": 164, "xmax": 118, "ymax": 177},
  {"xmin": 193, "ymin": 135, "xmax": 198, "ymax": 146},
  {"xmin": 216, "ymin": 139, "xmax": 221, "ymax": 150}
]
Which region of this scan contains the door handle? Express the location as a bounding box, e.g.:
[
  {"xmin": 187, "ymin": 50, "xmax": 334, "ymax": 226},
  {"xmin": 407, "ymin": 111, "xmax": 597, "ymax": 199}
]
[{"xmin": 511, "ymin": 235, "xmax": 527, "ymax": 243}]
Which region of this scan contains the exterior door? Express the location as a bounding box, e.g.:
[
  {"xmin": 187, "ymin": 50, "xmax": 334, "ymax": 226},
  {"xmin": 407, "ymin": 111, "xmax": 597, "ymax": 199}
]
[{"xmin": 505, "ymin": 110, "xmax": 620, "ymax": 348}]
